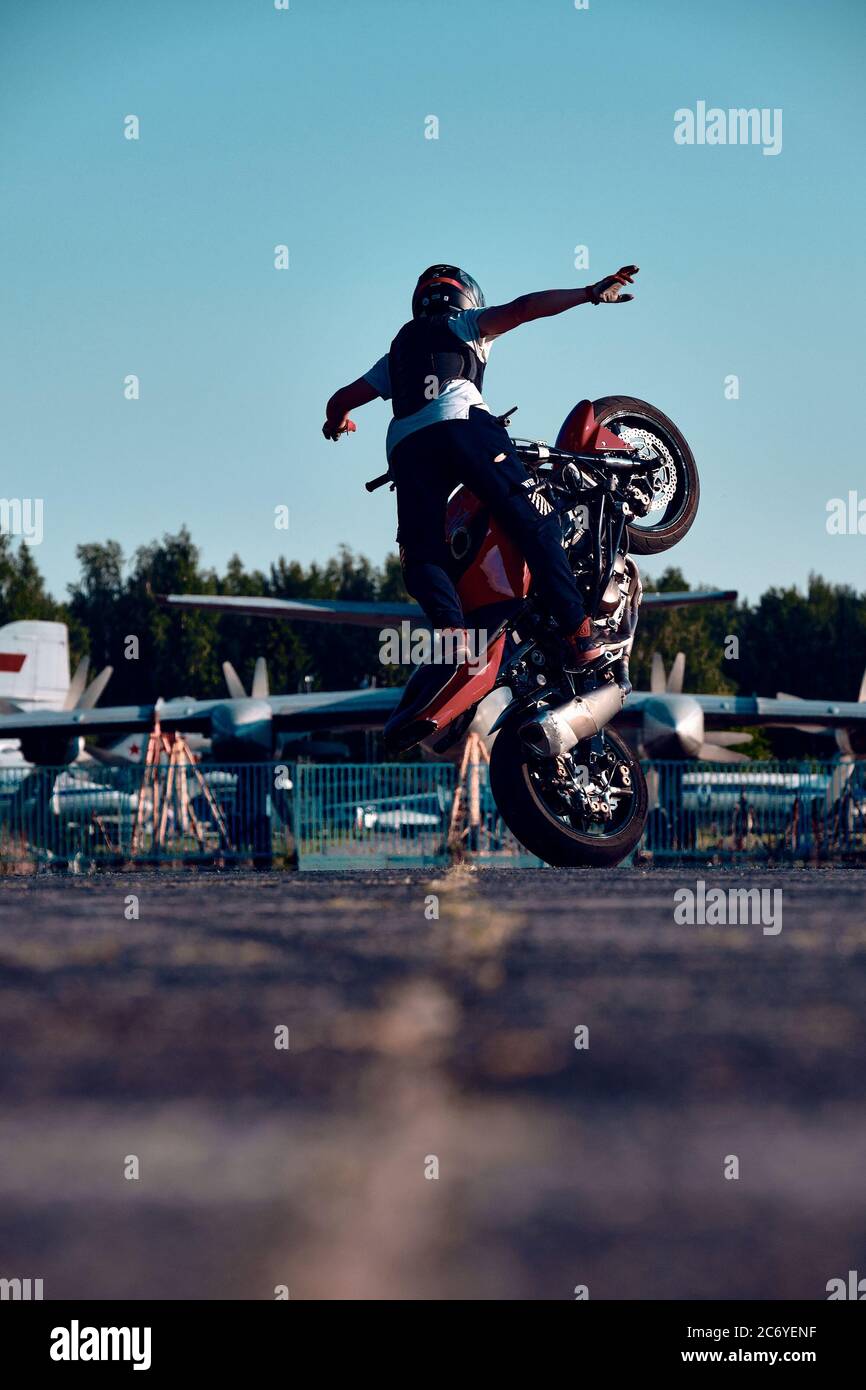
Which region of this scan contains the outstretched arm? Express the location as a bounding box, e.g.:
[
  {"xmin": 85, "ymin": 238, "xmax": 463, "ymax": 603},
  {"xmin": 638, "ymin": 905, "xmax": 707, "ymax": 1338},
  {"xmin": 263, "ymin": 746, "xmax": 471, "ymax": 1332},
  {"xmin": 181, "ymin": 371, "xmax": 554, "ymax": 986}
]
[
  {"xmin": 322, "ymin": 376, "xmax": 380, "ymax": 440},
  {"xmin": 477, "ymin": 265, "xmax": 639, "ymax": 338}
]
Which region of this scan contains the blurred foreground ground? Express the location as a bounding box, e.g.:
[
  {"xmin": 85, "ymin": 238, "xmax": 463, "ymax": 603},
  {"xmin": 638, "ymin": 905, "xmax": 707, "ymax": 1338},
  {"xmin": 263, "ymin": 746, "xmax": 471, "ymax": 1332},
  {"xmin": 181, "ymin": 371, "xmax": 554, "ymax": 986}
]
[{"xmin": 1, "ymin": 866, "xmax": 865, "ymax": 1300}]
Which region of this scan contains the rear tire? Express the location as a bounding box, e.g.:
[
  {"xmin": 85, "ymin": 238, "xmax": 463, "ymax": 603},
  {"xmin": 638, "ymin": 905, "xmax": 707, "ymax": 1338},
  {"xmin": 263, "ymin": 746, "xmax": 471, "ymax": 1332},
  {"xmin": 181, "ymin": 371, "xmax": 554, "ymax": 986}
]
[
  {"xmin": 489, "ymin": 723, "xmax": 648, "ymax": 867},
  {"xmin": 592, "ymin": 395, "xmax": 700, "ymax": 556}
]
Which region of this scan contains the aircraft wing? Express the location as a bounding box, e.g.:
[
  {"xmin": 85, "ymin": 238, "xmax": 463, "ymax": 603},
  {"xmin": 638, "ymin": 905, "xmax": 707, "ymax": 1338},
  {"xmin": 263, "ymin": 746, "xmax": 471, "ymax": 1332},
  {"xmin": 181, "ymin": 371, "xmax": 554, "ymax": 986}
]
[
  {"xmin": 0, "ymin": 687, "xmax": 404, "ymax": 746},
  {"xmin": 620, "ymin": 691, "xmax": 866, "ymax": 732},
  {"xmin": 157, "ymin": 594, "xmax": 425, "ymax": 627},
  {"xmin": 641, "ymin": 589, "xmax": 737, "ymax": 609},
  {"xmin": 0, "ymin": 704, "xmax": 165, "ymax": 740},
  {"xmin": 157, "ymin": 588, "xmax": 737, "ymax": 625},
  {"xmin": 266, "ymin": 686, "xmax": 403, "ymax": 730},
  {"xmin": 3, "ymin": 682, "xmax": 863, "ymax": 761},
  {"xmin": 690, "ymin": 694, "xmax": 866, "ymax": 731}
]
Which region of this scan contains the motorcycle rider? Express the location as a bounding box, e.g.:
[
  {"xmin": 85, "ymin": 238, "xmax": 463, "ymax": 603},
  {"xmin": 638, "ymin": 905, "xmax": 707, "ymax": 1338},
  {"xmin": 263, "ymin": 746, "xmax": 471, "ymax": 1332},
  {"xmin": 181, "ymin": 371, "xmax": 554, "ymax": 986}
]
[{"xmin": 322, "ymin": 262, "xmax": 638, "ymax": 667}]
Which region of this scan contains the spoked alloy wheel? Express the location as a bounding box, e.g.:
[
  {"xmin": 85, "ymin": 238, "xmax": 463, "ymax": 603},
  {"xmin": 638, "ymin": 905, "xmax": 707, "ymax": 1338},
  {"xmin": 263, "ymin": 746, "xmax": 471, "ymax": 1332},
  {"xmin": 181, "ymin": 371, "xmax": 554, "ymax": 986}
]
[
  {"xmin": 592, "ymin": 395, "xmax": 700, "ymax": 555},
  {"xmin": 489, "ymin": 723, "xmax": 648, "ymax": 867}
]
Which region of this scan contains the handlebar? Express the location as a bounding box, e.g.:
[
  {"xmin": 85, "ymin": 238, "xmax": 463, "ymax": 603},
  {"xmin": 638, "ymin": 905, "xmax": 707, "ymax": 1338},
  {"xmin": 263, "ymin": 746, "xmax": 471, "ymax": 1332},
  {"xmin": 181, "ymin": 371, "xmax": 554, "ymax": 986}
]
[
  {"xmin": 512, "ymin": 439, "xmax": 638, "ymax": 474},
  {"xmin": 363, "ymin": 432, "xmax": 638, "ymax": 495}
]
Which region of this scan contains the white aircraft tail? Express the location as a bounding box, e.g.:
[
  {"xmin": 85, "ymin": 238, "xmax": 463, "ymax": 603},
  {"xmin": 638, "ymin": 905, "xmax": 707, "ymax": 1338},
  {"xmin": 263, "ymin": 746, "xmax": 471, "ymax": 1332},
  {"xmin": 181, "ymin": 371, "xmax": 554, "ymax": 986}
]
[{"xmin": 0, "ymin": 621, "xmax": 70, "ymax": 711}]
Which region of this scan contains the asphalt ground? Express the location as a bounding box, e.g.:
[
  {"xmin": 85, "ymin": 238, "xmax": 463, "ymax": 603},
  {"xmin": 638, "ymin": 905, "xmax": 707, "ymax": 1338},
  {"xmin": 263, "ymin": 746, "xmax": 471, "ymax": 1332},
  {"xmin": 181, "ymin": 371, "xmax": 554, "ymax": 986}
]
[{"xmin": 0, "ymin": 865, "xmax": 864, "ymax": 1300}]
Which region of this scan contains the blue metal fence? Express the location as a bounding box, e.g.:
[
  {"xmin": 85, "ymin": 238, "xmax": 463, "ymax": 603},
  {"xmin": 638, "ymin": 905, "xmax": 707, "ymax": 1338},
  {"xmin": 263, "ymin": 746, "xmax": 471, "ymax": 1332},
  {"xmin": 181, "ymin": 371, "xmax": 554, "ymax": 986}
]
[
  {"xmin": 0, "ymin": 758, "xmax": 863, "ymax": 871},
  {"xmin": 292, "ymin": 761, "xmax": 538, "ymax": 868},
  {"xmin": 644, "ymin": 760, "xmax": 866, "ymax": 858},
  {"xmin": 0, "ymin": 762, "xmax": 291, "ymax": 868},
  {"xmin": 293, "ymin": 761, "xmax": 450, "ymax": 867}
]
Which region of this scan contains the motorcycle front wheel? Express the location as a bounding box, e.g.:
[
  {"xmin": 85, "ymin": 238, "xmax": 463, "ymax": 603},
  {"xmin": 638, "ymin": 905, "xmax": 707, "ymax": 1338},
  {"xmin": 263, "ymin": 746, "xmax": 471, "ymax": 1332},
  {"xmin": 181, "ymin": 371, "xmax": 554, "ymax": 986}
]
[
  {"xmin": 591, "ymin": 395, "xmax": 700, "ymax": 556},
  {"xmin": 489, "ymin": 723, "xmax": 648, "ymax": 867}
]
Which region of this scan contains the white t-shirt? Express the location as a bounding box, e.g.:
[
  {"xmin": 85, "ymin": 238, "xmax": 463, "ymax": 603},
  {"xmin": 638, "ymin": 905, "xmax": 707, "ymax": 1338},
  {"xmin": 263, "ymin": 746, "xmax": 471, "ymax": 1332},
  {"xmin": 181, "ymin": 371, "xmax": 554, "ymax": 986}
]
[{"xmin": 364, "ymin": 308, "xmax": 498, "ymax": 460}]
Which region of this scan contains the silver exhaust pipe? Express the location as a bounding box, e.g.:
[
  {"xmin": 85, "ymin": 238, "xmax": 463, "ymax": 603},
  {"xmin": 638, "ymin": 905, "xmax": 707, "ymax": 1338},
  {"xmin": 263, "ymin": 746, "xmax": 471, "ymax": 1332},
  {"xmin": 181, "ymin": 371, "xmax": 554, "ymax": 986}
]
[{"xmin": 520, "ymin": 682, "xmax": 628, "ymax": 758}]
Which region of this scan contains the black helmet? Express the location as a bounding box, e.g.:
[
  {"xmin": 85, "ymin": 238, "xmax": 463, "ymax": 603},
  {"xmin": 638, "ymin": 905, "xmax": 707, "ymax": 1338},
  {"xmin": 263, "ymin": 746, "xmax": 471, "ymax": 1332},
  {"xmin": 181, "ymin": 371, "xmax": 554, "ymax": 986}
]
[{"xmin": 412, "ymin": 264, "xmax": 485, "ymax": 318}]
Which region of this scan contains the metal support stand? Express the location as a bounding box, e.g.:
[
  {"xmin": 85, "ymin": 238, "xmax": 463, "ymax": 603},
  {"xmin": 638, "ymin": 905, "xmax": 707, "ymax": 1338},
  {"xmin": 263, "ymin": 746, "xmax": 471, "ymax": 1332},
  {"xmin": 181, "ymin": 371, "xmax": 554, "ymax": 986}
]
[
  {"xmin": 448, "ymin": 732, "xmax": 489, "ymax": 857},
  {"xmin": 131, "ymin": 718, "xmax": 232, "ymax": 857}
]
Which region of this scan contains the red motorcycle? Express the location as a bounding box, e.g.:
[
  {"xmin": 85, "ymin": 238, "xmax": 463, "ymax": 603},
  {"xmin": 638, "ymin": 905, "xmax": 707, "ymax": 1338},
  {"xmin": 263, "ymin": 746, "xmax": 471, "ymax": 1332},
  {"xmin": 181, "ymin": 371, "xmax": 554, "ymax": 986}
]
[{"xmin": 368, "ymin": 396, "xmax": 700, "ymax": 866}]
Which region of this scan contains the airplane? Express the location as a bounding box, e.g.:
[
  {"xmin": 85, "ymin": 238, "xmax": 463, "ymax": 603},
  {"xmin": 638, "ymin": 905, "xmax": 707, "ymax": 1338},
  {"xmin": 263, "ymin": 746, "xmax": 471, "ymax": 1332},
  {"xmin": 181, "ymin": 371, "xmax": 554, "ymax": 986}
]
[
  {"xmin": 153, "ymin": 587, "xmax": 755, "ymax": 763},
  {"xmin": 0, "ymin": 620, "xmax": 114, "ymax": 775},
  {"xmin": 616, "ymin": 652, "xmax": 866, "ymax": 763},
  {"xmin": 2, "ymin": 592, "xmax": 866, "ymax": 772},
  {"xmin": 153, "ymin": 589, "xmax": 866, "ymax": 765},
  {"xmin": 615, "ymin": 651, "xmax": 755, "ymax": 763},
  {"xmin": 0, "ymin": 588, "xmax": 728, "ymax": 765},
  {"xmin": 0, "ymin": 621, "xmax": 148, "ymax": 834},
  {"xmin": 0, "ymin": 620, "xmax": 112, "ymax": 719}
]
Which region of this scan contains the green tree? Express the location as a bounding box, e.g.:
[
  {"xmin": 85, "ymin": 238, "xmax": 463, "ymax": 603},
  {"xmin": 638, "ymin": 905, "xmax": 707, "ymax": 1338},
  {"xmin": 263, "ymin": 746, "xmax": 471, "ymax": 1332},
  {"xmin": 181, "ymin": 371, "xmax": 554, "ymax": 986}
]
[
  {"xmin": 0, "ymin": 537, "xmax": 65, "ymax": 627},
  {"xmin": 631, "ymin": 566, "xmax": 738, "ymax": 694}
]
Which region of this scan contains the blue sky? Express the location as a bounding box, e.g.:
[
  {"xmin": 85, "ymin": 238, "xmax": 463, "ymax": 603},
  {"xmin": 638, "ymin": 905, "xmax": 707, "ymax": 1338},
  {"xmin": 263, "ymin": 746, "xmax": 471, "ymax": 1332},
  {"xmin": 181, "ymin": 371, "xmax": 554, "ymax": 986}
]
[{"xmin": 1, "ymin": 0, "xmax": 864, "ymax": 601}]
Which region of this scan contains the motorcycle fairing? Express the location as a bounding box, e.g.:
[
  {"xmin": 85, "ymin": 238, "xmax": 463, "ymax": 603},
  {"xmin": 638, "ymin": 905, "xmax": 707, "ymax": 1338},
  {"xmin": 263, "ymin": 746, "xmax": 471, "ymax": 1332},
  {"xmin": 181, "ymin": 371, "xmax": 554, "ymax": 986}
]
[
  {"xmin": 556, "ymin": 399, "xmax": 633, "ymax": 454},
  {"xmin": 383, "ymin": 632, "xmax": 507, "ymax": 752},
  {"xmin": 443, "ymin": 494, "xmax": 492, "ymax": 584},
  {"xmin": 385, "ymin": 490, "xmax": 528, "ymax": 751},
  {"xmin": 446, "ymin": 489, "xmax": 530, "ymax": 617}
]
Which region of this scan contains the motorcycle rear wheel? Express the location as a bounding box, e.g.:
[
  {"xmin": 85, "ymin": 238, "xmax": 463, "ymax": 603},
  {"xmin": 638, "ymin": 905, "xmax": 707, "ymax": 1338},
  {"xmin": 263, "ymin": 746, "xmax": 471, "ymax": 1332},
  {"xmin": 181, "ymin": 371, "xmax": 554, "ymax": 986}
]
[
  {"xmin": 591, "ymin": 395, "xmax": 700, "ymax": 556},
  {"xmin": 489, "ymin": 723, "xmax": 648, "ymax": 867}
]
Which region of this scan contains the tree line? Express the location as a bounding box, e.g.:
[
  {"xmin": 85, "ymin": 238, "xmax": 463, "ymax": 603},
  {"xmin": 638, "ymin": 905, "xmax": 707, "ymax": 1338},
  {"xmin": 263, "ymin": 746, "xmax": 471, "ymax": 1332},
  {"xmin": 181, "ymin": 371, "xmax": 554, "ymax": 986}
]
[{"xmin": 2, "ymin": 530, "xmax": 864, "ymax": 756}]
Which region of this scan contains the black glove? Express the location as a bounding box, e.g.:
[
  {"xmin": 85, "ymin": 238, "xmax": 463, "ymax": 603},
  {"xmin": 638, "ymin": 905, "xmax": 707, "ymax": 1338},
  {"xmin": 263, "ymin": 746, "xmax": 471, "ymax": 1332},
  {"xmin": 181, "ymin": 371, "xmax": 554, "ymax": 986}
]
[{"xmin": 587, "ymin": 265, "xmax": 639, "ymax": 304}]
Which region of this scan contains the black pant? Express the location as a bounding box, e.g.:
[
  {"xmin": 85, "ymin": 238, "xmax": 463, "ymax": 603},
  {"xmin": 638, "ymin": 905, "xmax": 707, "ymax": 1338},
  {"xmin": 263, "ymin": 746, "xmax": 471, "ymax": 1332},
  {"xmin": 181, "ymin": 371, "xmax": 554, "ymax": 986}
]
[{"xmin": 391, "ymin": 406, "xmax": 587, "ymax": 632}]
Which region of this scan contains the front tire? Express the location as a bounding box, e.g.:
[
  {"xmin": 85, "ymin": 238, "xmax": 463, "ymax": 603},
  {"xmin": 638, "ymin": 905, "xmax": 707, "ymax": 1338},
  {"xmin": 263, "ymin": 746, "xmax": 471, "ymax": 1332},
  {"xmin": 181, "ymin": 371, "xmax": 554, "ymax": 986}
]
[
  {"xmin": 489, "ymin": 723, "xmax": 648, "ymax": 867},
  {"xmin": 592, "ymin": 395, "xmax": 700, "ymax": 556}
]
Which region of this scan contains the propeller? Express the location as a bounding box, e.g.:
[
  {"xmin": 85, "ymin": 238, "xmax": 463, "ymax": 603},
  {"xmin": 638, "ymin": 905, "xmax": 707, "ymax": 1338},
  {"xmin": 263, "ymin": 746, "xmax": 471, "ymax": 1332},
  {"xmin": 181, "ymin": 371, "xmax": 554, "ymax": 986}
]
[
  {"xmin": 62, "ymin": 656, "xmax": 115, "ymax": 712},
  {"xmin": 781, "ymin": 667, "xmax": 866, "ymax": 809},
  {"xmin": 777, "ymin": 666, "xmax": 866, "ymax": 777},
  {"xmin": 213, "ymin": 657, "xmax": 274, "ymax": 760},
  {"xmin": 651, "ymin": 650, "xmax": 685, "ymax": 695},
  {"xmin": 836, "ymin": 667, "xmax": 864, "ymax": 757},
  {"xmin": 222, "ymin": 661, "xmax": 247, "ymax": 700},
  {"xmin": 774, "ymin": 693, "xmax": 825, "ymax": 735},
  {"xmin": 705, "ymin": 731, "xmax": 754, "ymax": 748},
  {"xmin": 252, "ymin": 656, "xmax": 270, "ymax": 700},
  {"xmin": 649, "ymin": 651, "xmax": 752, "ymax": 762},
  {"xmin": 76, "ymin": 665, "xmax": 114, "ymax": 710},
  {"xmin": 222, "ymin": 657, "xmax": 271, "ymax": 701},
  {"xmin": 667, "ymin": 652, "xmax": 685, "ymax": 694},
  {"xmin": 63, "ymin": 657, "xmax": 90, "ymax": 710},
  {"xmin": 695, "ymin": 742, "xmax": 751, "ymax": 764}
]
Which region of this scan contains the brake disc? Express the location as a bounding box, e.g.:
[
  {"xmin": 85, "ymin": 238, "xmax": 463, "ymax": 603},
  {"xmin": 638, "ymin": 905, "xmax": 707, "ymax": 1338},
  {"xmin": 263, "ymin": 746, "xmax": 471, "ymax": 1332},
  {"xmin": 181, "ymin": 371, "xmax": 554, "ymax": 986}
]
[{"xmin": 614, "ymin": 425, "xmax": 677, "ymax": 512}]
